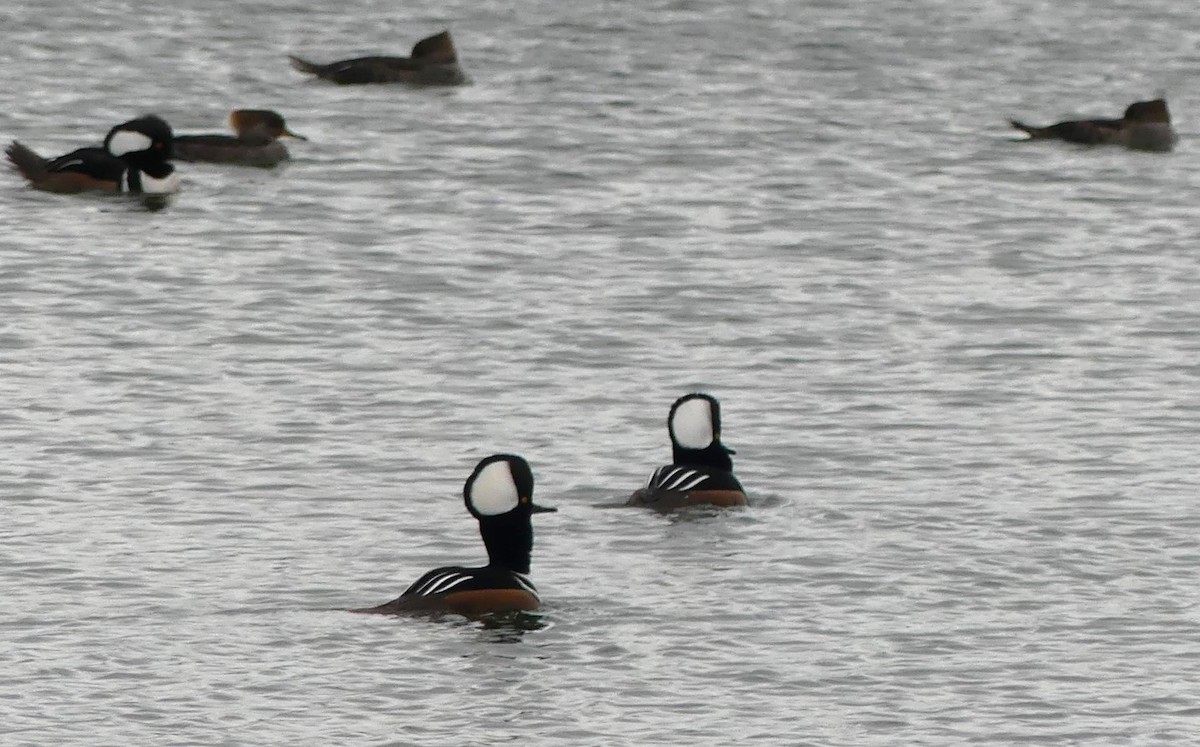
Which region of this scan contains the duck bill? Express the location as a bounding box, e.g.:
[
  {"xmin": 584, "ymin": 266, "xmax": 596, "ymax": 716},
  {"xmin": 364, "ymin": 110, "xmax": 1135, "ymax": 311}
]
[
  {"xmin": 530, "ymin": 502, "xmax": 557, "ymax": 514},
  {"xmin": 283, "ymin": 128, "xmax": 308, "ymax": 141}
]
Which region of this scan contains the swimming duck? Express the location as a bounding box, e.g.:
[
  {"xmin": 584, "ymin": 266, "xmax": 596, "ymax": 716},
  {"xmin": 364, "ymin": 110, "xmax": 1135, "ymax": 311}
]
[
  {"xmin": 627, "ymin": 393, "xmax": 748, "ymax": 511},
  {"xmin": 289, "ymin": 30, "xmax": 466, "ymax": 85},
  {"xmin": 173, "ymin": 109, "xmax": 306, "ymax": 167},
  {"xmin": 355, "ymin": 454, "xmax": 555, "ymax": 617},
  {"xmin": 1010, "ymin": 98, "xmax": 1176, "ymax": 152},
  {"xmin": 6, "ymin": 115, "xmax": 179, "ymax": 194}
]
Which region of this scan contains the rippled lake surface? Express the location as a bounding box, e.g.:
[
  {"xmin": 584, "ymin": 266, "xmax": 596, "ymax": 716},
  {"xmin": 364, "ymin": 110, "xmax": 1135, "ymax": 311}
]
[{"xmin": 3, "ymin": 0, "xmax": 1199, "ymax": 744}]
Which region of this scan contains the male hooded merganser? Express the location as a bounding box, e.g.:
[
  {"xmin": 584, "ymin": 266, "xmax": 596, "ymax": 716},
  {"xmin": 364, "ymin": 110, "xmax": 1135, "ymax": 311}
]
[
  {"xmin": 627, "ymin": 393, "xmax": 748, "ymax": 510},
  {"xmin": 289, "ymin": 30, "xmax": 466, "ymax": 85},
  {"xmin": 355, "ymin": 454, "xmax": 556, "ymax": 617},
  {"xmin": 5, "ymin": 115, "xmax": 180, "ymax": 194},
  {"xmin": 1010, "ymin": 98, "xmax": 1176, "ymax": 152},
  {"xmin": 174, "ymin": 110, "xmax": 306, "ymax": 167}
]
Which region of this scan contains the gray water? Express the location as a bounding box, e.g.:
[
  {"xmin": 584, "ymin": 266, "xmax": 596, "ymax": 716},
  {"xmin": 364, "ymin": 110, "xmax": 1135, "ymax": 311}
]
[{"xmin": 2, "ymin": 0, "xmax": 1199, "ymax": 744}]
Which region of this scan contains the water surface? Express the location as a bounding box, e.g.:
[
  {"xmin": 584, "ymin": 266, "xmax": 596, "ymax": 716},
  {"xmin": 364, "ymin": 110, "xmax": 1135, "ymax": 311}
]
[{"xmin": 2, "ymin": 0, "xmax": 1199, "ymax": 744}]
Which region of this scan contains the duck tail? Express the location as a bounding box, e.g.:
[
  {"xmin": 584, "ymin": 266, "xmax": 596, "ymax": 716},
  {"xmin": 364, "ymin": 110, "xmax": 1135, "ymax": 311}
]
[
  {"xmin": 288, "ymin": 55, "xmax": 324, "ymax": 75},
  {"xmin": 1009, "ymin": 120, "xmax": 1043, "ymax": 138},
  {"xmin": 5, "ymin": 141, "xmax": 48, "ymax": 181}
]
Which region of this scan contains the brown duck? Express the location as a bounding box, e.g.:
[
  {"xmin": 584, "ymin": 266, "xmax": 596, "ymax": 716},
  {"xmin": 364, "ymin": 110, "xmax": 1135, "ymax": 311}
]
[
  {"xmin": 289, "ymin": 30, "xmax": 465, "ymax": 86},
  {"xmin": 173, "ymin": 110, "xmax": 306, "ymax": 167},
  {"xmin": 1010, "ymin": 98, "xmax": 1176, "ymax": 152}
]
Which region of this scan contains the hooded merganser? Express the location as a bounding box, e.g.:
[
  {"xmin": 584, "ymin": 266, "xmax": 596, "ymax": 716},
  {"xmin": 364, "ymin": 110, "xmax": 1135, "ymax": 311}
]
[
  {"xmin": 1010, "ymin": 98, "xmax": 1176, "ymax": 152},
  {"xmin": 5, "ymin": 115, "xmax": 180, "ymax": 194},
  {"xmin": 173, "ymin": 110, "xmax": 306, "ymax": 167},
  {"xmin": 288, "ymin": 30, "xmax": 466, "ymax": 86},
  {"xmin": 355, "ymin": 454, "xmax": 556, "ymax": 617},
  {"xmin": 627, "ymin": 393, "xmax": 748, "ymax": 511}
]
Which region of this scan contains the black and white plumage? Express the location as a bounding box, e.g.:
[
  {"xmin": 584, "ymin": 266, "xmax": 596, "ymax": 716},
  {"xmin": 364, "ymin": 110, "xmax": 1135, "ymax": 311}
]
[
  {"xmin": 644, "ymin": 465, "xmax": 717, "ymax": 493},
  {"xmin": 628, "ymin": 393, "xmax": 747, "ymax": 510},
  {"xmin": 399, "ymin": 566, "xmax": 540, "ymax": 601},
  {"xmin": 6, "ymin": 114, "xmax": 179, "ymax": 195},
  {"xmin": 355, "ymin": 454, "xmax": 555, "ymax": 617}
]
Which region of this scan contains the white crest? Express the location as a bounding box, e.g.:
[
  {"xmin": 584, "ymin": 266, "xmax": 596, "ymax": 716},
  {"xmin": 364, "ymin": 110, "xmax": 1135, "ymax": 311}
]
[
  {"xmin": 671, "ymin": 397, "xmax": 714, "ymax": 449},
  {"xmin": 107, "ymin": 130, "xmax": 154, "ymax": 157},
  {"xmin": 468, "ymin": 459, "xmax": 520, "ymax": 516}
]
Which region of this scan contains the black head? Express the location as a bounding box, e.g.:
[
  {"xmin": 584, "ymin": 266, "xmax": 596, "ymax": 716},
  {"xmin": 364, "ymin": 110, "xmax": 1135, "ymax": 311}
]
[
  {"xmin": 668, "ymin": 392, "xmax": 735, "ymax": 471},
  {"xmin": 463, "ymin": 454, "xmax": 555, "ymax": 574},
  {"xmin": 105, "ymin": 114, "xmax": 175, "ymax": 162}
]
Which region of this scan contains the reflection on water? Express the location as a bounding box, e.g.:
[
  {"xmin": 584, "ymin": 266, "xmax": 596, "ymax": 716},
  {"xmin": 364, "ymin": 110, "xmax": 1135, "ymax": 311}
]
[
  {"xmin": 476, "ymin": 610, "xmax": 551, "ymax": 641},
  {"xmin": 138, "ymin": 194, "xmax": 174, "ymax": 212}
]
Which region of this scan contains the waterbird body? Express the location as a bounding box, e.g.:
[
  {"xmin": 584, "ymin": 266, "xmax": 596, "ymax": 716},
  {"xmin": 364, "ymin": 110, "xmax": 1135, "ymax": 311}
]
[
  {"xmin": 289, "ymin": 30, "xmax": 465, "ymax": 86},
  {"xmin": 6, "ymin": 115, "xmax": 179, "ymax": 194},
  {"xmin": 173, "ymin": 109, "xmax": 306, "ymax": 167},
  {"xmin": 1010, "ymin": 98, "xmax": 1176, "ymax": 152},
  {"xmin": 355, "ymin": 454, "xmax": 555, "ymax": 617},
  {"xmin": 627, "ymin": 393, "xmax": 748, "ymax": 511}
]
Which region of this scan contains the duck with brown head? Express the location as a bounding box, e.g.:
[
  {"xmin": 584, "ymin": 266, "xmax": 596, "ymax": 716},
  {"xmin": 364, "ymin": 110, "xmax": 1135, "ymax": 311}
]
[
  {"xmin": 1010, "ymin": 98, "xmax": 1176, "ymax": 152},
  {"xmin": 173, "ymin": 110, "xmax": 306, "ymax": 167},
  {"xmin": 289, "ymin": 30, "xmax": 465, "ymax": 86}
]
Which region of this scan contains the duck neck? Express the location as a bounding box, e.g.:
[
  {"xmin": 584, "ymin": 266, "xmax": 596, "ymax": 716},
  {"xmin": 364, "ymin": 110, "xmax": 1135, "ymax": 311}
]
[
  {"xmin": 123, "ymin": 153, "xmax": 173, "ymax": 179},
  {"xmin": 673, "ymin": 442, "xmax": 733, "ymax": 472},
  {"xmin": 478, "ymin": 511, "xmax": 533, "ymax": 574}
]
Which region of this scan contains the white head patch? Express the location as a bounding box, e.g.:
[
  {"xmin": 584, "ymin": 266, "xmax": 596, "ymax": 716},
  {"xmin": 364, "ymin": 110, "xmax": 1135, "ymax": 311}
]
[
  {"xmin": 671, "ymin": 397, "xmax": 715, "ymax": 449},
  {"xmin": 108, "ymin": 130, "xmax": 154, "ymax": 157},
  {"xmin": 468, "ymin": 459, "xmax": 520, "ymax": 516}
]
